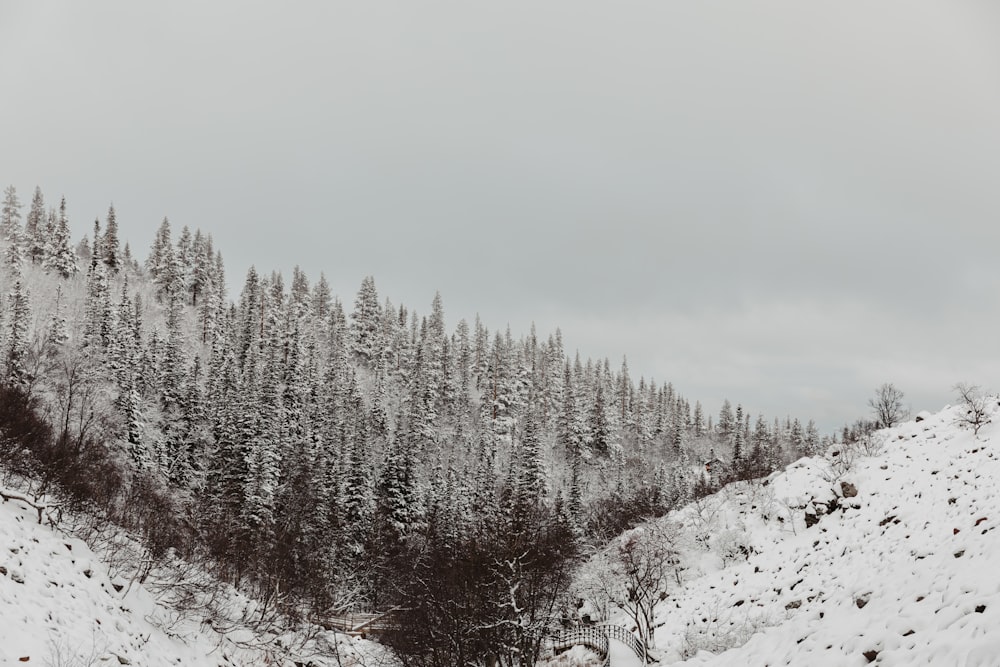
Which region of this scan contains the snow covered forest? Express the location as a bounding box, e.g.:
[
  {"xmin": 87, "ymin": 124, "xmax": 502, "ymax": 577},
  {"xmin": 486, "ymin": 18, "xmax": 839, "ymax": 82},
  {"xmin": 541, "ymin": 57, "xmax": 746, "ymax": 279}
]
[{"xmin": 0, "ymin": 185, "xmax": 838, "ymax": 664}]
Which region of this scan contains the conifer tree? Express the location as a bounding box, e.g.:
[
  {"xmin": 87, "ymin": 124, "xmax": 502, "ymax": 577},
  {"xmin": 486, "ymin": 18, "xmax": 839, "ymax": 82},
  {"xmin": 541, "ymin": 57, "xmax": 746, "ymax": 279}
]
[
  {"xmin": 349, "ymin": 276, "xmax": 381, "ymax": 364},
  {"xmin": 103, "ymin": 205, "xmax": 121, "ymax": 274},
  {"xmin": 4, "ymin": 269, "xmax": 30, "ymax": 385},
  {"xmin": 804, "ymin": 419, "xmax": 820, "ymax": 457},
  {"xmin": 46, "ymin": 286, "xmax": 70, "ymax": 351},
  {"xmin": 311, "ymin": 273, "xmax": 332, "ymax": 320},
  {"xmin": 24, "ymin": 187, "xmax": 46, "ymax": 265},
  {"xmin": 176, "ymin": 225, "xmax": 193, "ymax": 293},
  {"xmin": 717, "ymin": 399, "xmax": 734, "ymax": 441},
  {"xmin": 146, "ymin": 218, "xmax": 176, "ymax": 299},
  {"xmin": 667, "ymin": 397, "xmax": 684, "ymax": 455},
  {"xmin": 589, "ymin": 382, "xmax": 610, "ymax": 453},
  {"xmin": 789, "ymin": 417, "xmax": 804, "ymax": 457},
  {"xmin": 517, "ymin": 407, "xmax": 547, "ymax": 508},
  {"xmin": 45, "ymin": 197, "xmax": 78, "ymax": 278},
  {"xmin": 732, "ymin": 403, "xmax": 745, "ymax": 478},
  {"xmin": 83, "ymin": 260, "xmax": 113, "ymax": 348},
  {"xmin": 2, "ymin": 221, "xmax": 23, "ymax": 270},
  {"xmin": 0, "ymin": 185, "xmax": 22, "ymax": 243},
  {"xmin": 750, "ymin": 414, "xmax": 769, "ymax": 479},
  {"xmin": 692, "ymin": 401, "xmax": 705, "ymax": 437}
]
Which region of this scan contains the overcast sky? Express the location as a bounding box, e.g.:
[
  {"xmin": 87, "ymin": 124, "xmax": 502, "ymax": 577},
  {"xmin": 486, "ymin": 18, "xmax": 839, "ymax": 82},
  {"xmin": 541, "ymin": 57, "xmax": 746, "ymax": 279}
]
[{"xmin": 2, "ymin": 1, "xmax": 999, "ymax": 432}]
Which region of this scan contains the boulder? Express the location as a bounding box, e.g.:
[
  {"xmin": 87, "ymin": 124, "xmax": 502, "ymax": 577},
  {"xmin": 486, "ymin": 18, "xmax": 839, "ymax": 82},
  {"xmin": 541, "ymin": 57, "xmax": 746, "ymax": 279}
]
[{"xmin": 840, "ymin": 481, "xmax": 858, "ymax": 498}]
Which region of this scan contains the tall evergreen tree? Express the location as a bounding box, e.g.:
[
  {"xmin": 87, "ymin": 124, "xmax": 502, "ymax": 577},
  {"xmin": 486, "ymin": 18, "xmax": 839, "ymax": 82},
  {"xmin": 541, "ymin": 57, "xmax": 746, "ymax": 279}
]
[
  {"xmin": 589, "ymin": 381, "xmax": 610, "ymax": 454},
  {"xmin": 0, "ymin": 185, "xmax": 22, "ymax": 243},
  {"xmin": 717, "ymin": 399, "xmax": 734, "ymax": 441},
  {"xmin": 4, "ymin": 269, "xmax": 30, "ymax": 385},
  {"xmin": 24, "ymin": 187, "xmax": 46, "ymax": 264},
  {"xmin": 732, "ymin": 403, "xmax": 745, "ymax": 478},
  {"xmin": 44, "ymin": 197, "xmax": 78, "ymax": 278},
  {"xmin": 103, "ymin": 205, "xmax": 121, "ymax": 273},
  {"xmin": 349, "ymin": 276, "xmax": 381, "ymax": 364}
]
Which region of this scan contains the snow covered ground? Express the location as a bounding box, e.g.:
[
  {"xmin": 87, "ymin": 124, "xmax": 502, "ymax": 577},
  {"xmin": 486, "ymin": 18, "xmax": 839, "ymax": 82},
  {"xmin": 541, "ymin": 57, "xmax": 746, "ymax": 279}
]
[
  {"xmin": 633, "ymin": 401, "xmax": 1000, "ymax": 666},
  {"xmin": 0, "ymin": 487, "xmax": 390, "ymax": 666}
]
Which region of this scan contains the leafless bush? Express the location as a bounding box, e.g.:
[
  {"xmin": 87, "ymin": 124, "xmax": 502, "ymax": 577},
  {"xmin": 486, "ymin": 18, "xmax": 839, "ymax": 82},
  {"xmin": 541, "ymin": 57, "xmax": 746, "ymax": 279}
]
[
  {"xmin": 954, "ymin": 383, "xmax": 992, "ymax": 437},
  {"xmin": 680, "ymin": 604, "xmax": 776, "ymax": 659},
  {"xmin": 855, "ymin": 430, "xmax": 887, "ymax": 457},
  {"xmin": 44, "ymin": 631, "xmax": 105, "ymax": 667},
  {"xmin": 869, "ymin": 383, "xmax": 908, "ymax": 429},
  {"xmin": 823, "ymin": 443, "xmax": 856, "ymax": 481}
]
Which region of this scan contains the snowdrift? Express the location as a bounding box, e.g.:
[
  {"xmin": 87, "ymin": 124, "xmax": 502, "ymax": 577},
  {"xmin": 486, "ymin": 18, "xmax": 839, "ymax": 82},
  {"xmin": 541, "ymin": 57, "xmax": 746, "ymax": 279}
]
[
  {"xmin": 639, "ymin": 402, "xmax": 1000, "ymax": 666},
  {"xmin": 0, "ymin": 489, "xmax": 387, "ymax": 666}
]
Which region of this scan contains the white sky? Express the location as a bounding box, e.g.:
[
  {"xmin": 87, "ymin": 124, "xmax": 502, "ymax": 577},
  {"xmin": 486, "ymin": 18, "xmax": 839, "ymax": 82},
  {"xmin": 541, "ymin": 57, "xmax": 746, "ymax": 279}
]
[{"xmin": 2, "ymin": 1, "xmax": 999, "ymax": 432}]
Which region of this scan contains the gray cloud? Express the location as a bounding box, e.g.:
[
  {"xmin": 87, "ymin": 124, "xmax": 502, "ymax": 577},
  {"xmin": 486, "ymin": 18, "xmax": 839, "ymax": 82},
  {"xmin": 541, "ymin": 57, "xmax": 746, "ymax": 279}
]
[{"xmin": 2, "ymin": 0, "xmax": 998, "ymax": 431}]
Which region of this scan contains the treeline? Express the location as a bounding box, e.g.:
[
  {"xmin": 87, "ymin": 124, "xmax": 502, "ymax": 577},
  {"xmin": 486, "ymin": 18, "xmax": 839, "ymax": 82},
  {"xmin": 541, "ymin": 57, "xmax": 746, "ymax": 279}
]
[{"xmin": 0, "ymin": 185, "xmax": 828, "ymax": 664}]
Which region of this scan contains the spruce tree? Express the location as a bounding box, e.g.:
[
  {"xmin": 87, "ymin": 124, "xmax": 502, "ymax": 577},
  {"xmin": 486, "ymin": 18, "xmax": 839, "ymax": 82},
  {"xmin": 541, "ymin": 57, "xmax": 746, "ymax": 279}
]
[
  {"xmin": 349, "ymin": 276, "xmax": 381, "ymax": 364},
  {"xmin": 4, "ymin": 269, "xmax": 30, "ymax": 385},
  {"xmin": 103, "ymin": 205, "xmax": 120, "ymax": 273},
  {"xmin": 45, "ymin": 197, "xmax": 78, "ymax": 278},
  {"xmin": 24, "ymin": 187, "xmax": 45, "ymax": 264},
  {"xmin": 0, "ymin": 185, "xmax": 22, "ymax": 243},
  {"xmin": 589, "ymin": 381, "xmax": 610, "ymax": 453},
  {"xmin": 693, "ymin": 401, "xmax": 705, "ymax": 437},
  {"xmin": 732, "ymin": 403, "xmax": 745, "ymax": 479},
  {"xmin": 718, "ymin": 399, "xmax": 734, "ymax": 441}
]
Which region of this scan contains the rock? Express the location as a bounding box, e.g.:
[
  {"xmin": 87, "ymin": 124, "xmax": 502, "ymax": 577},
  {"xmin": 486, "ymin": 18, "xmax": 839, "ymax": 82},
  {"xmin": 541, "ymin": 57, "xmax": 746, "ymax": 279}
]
[
  {"xmin": 855, "ymin": 592, "xmax": 872, "ymax": 609},
  {"xmin": 976, "ymin": 605, "xmax": 986, "ymax": 613},
  {"xmin": 10, "ymin": 569, "xmax": 24, "ymax": 584},
  {"xmin": 785, "ymin": 600, "xmax": 802, "ymax": 610},
  {"xmin": 840, "ymin": 481, "xmax": 858, "ymax": 498},
  {"xmin": 115, "ymin": 654, "xmax": 131, "ymax": 665},
  {"xmin": 864, "ymin": 649, "xmax": 879, "ymax": 662},
  {"xmin": 805, "ymin": 512, "xmax": 820, "ymax": 529}
]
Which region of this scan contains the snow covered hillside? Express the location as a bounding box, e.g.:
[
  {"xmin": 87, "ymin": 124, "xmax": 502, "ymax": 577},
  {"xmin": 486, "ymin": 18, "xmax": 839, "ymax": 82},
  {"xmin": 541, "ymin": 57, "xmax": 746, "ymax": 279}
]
[
  {"xmin": 623, "ymin": 401, "xmax": 1000, "ymax": 666},
  {"xmin": 0, "ymin": 491, "xmax": 389, "ymax": 667}
]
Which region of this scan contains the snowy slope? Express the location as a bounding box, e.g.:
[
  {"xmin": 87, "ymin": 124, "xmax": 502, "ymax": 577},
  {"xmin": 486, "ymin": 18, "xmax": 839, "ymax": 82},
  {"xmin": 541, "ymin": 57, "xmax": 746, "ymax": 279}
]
[
  {"xmin": 636, "ymin": 402, "xmax": 1000, "ymax": 666},
  {"xmin": 0, "ymin": 491, "xmax": 389, "ymax": 667}
]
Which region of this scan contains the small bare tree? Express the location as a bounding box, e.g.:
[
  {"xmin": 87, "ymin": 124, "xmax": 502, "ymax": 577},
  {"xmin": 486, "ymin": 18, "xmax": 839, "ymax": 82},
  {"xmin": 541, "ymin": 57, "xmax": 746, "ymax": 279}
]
[
  {"xmin": 869, "ymin": 383, "xmax": 908, "ymax": 429},
  {"xmin": 585, "ymin": 522, "xmax": 678, "ymax": 657},
  {"xmin": 953, "ymin": 383, "xmax": 992, "ymax": 436}
]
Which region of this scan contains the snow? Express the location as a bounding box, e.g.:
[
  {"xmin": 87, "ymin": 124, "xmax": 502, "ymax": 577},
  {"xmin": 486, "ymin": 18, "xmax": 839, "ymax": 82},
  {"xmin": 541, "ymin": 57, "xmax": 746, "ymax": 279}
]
[
  {"xmin": 608, "ymin": 637, "xmax": 645, "ymax": 667},
  {"xmin": 542, "ymin": 644, "xmax": 605, "ymax": 666},
  {"xmin": 0, "ymin": 488, "xmax": 390, "ymax": 666},
  {"xmin": 628, "ymin": 401, "xmax": 1000, "ymax": 666}
]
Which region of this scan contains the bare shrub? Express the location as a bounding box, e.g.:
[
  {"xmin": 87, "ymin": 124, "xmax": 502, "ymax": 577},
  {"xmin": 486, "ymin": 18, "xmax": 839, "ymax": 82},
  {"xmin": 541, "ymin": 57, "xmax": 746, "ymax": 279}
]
[
  {"xmin": 680, "ymin": 605, "xmax": 777, "ymax": 659},
  {"xmin": 44, "ymin": 631, "xmax": 105, "ymax": 667},
  {"xmin": 954, "ymin": 383, "xmax": 992, "ymax": 437},
  {"xmin": 869, "ymin": 383, "xmax": 908, "ymax": 429}
]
